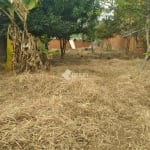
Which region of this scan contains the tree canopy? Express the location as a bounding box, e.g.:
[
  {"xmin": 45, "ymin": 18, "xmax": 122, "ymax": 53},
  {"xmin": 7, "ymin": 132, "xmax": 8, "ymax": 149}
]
[
  {"xmin": 27, "ymin": 0, "xmax": 100, "ymax": 38},
  {"xmin": 95, "ymin": 0, "xmax": 149, "ymax": 38},
  {"xmin": 27, "ymin": 0, "xmax": 100, "ymax": 57}
]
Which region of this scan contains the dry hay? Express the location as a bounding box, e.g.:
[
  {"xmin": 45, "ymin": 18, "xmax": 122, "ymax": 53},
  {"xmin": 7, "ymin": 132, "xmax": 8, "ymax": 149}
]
[{"xmin": 0, "ymin": 56, "xmax": 150, "ymax": 150}]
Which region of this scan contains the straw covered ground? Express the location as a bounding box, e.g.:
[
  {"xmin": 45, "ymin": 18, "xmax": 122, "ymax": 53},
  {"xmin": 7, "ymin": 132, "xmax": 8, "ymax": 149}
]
[{"xmin": 0, "ymin": 50, "xmax": 150, "ymax": 150}]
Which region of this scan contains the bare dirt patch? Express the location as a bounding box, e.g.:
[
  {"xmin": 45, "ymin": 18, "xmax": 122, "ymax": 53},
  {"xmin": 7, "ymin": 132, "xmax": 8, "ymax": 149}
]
[{"xmin": 0, "ymin": 50, "xmax": 150, "ymax": 150}]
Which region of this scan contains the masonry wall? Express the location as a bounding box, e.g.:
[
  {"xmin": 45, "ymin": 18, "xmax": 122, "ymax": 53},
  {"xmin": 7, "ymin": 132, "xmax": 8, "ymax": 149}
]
[
  {"xmin": 100, "ymin": 35, "xmax": 145, "ymax": 56},
  {"xmin": 48, "ymin": 39, "xmax": 91, "ymax": 50}
]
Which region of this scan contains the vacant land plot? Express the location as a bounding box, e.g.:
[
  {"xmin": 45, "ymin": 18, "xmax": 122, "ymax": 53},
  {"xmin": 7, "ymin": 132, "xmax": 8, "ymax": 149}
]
[{"xmin": 0, "ymin": 50, "xmax": 150, "ymax": 150}]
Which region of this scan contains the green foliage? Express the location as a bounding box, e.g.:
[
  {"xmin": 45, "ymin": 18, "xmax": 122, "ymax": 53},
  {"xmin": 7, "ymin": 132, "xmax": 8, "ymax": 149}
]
[
  {"xmin": 95, "ymin": 0, "xmax": 150, "ymax": 44},
  {"xmin": 22, "ymin": 0, "xmax": 39, "ymax": 10},
  {"xmin": 0, "ymin": 0, "xmax": 12, "ymax": 10},
  {"xmin": 27, "ymin": 0, "xmax": 100, "ymax": 39},
  {"xmin": 39, "ymin": 43, "xmax": 60, "ymax": 58},
  {"xmin": 39, "ymin": 42, "xmax": 48, "ymax": 56},
  {"xmin": 95, "ymin": 18, "xmax": 120, "ymax": 39},
  {"xmin": 0, "ymin": 13, "xmax": 10, "ymax": 37},
  {"xmin": 114, "ymin": 0, "xmax": 149, "ymax": 35},
  {"xmin": 52, "ymin": 49, "xmax": 60, "ymax": 57},
  {"xmin": 40, "ymin": 34, "xmax": 49, "ymax": 45}
]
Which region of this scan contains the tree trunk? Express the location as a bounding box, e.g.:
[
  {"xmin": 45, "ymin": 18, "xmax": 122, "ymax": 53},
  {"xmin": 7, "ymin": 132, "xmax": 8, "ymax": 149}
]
[
  {"xmin": 125, "ymin": 37, "xmax": 130, "ymax": 54},
  {"xmin": 106, "ymin": 39, "xmax": 112, "ymax": 51},
  {"xmin": 90, "ymin": 37, "xmax": 95, "ymax": 53},
  {"xmin": 60, "ymin": 38, "xmax": 67, "ymax": 58},
  {"xmin": 134, "ymin": 36, "xmax": 138, "ymax": 52}
]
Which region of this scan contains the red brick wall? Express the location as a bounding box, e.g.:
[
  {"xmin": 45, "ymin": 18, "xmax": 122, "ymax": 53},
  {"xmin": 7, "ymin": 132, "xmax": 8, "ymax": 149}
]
[
  {"xmin": 48, "ymin": 39, "xmax": 91, "ymax": 49},
  {"xmin": 101, "ymin": 35, "xmax": 145, "ymax": 55},
  {"xmin": 75, "ymin": 40, "xmax": 91, "ymax": 48}
]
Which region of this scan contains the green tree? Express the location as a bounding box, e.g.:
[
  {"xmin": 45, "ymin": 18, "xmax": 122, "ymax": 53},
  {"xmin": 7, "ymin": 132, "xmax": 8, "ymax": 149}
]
[
  {"xmin": 28, "ymin": 0, "xmax": 100, "ymax": 58},
  {"xmin": 94, "ymin": 16, "xmax": 120, "ymax": 50},
  {"xmin": 115, "ymin": 0, "xmax": 149, "ymax": 50},
  {"xmin": 95, "ymin": 0, "xmax": 149, "ymax": 54},
  {"xmin": 113, "ymin": 0, "xmax": 150, "ymax": 66}
]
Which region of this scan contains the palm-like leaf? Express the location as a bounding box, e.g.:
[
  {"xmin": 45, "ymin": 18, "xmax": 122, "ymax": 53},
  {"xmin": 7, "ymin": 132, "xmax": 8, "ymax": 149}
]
[
  {"xmin": 0, "ymin": 0, "xmax": 39, "ymax": 23},
  {"xmin": 0, "ymin": 0, "xmax": 14, "ymax": 23},
  {"xmin": 0, "ymin": 0, "xmax": 11, "ymax": 9},
  {"xmin": 22, "ymin": 0, "xmax": 39, "ymax": 10},
  {"xmin": 13, "ymin": 0, "xmax": 39, "ymax": 23}
]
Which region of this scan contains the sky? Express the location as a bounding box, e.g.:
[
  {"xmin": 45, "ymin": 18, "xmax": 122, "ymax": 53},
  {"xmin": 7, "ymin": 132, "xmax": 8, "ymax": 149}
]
[{"xmin": 99, "ymin": 1, "xmax": 115, "ymax": 20}]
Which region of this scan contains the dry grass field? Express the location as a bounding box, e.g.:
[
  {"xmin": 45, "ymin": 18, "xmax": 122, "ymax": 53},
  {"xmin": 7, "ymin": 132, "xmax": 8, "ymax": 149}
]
[{"xmin": 0, "ymin": 50, "xmax": 150, "ymax": 150}]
